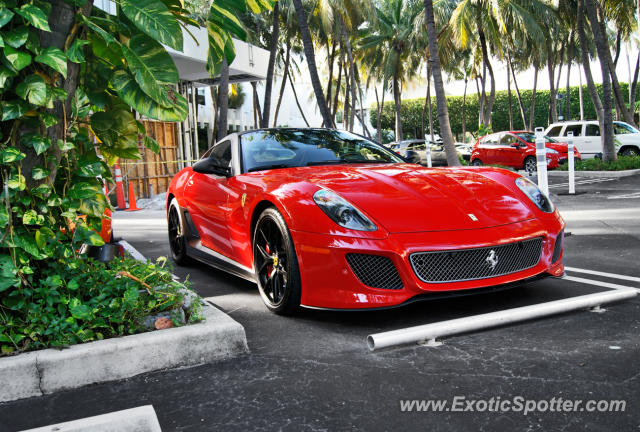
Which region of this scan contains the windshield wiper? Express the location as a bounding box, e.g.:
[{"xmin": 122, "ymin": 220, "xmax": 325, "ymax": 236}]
[
  {"xmin": 247, "ymin": 164, "xmax": 297, "ymax": 173},
  {"xmin": 306, "ymin": 160, "xmax": 345, "ymax": 166},
  {"xmin": 306, "ymin": 159, "xmax": 395, "ymax": 166}
]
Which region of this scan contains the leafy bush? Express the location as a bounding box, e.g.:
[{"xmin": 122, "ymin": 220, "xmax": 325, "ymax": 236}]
[
  {"xmin": 557, "ymin": 156, "xmax": 640, "ymax": 171},
  {"xmin": 0, "ymin": 255, "xmax": 201, "ymax": 356},
  {"xmin": 370, "ymin": 83, "xmax": 640, "ymax": 139}
]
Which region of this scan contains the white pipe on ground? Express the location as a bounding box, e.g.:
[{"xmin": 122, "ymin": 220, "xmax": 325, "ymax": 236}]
[{"xmin": 367, "ymin": 287, "xmax": 637, "ymax": 351}]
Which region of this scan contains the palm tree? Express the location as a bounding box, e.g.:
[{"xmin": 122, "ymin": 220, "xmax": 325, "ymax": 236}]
[
  {"xmin": 422, "ymin": 0, "xmax": 459, "ymax": 166},
  {"xmin": 291, "ymin": 0, "xmax": 334, "ymax": 127},
  {"xmin": 359, "ymin": 0, "xmax": 421, "ymax": 141}
]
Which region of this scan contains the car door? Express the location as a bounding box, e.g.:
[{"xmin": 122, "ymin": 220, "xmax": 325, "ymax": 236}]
[
  {"xmin": 583, "ymin": 123, "xmax": 602, "ymax": 158},
  {"xmin": 499, "ymin": 133, "xmax": 524, "ymax": 167},
  {"xmin": 183, "ymin": 139, "xmax": 234, "ymax": 257},
  {"xmin": 480, "ymin": 133, "xmax": 498, "ymax": 164},
  {"xmin": 430, "ymin": 143, "xmax": 447, "ymax": 165}
]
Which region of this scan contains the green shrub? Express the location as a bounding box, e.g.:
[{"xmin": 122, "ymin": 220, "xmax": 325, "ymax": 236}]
[
  {"xmin": 0, "ymin": 255, "xmax": 201, "ymax": 356},
  {"xmin": 557, "ymin": 156, "xmax": 640, "ymax": 171}
]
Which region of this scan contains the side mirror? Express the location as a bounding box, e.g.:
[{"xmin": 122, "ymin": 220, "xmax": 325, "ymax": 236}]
[
  {"xmin": 510, "ymin": 142, "xmax": 521, "ymax": 148},
  {"xmin": 192, "ymin": 157, "xmax": 231, "ymax": 177},
  {"xmin": 404, "ymin": 150, "xmax": 422, "ymax": 164}
]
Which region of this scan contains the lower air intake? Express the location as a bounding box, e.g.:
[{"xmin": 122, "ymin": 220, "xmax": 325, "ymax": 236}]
[{"xmin": 346, "ymin": 253, "xmax": 403, "ymax": 290}]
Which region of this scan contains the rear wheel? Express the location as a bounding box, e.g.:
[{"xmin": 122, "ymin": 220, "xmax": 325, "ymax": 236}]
[
  {"xmin": 524, "ymin": 156, "xmax": 537, "ymax": 174},
  {"xmin": 168, "ymin": 199, "xmax": 191, "ymax": 265},
  {"xmin": 471, "ymin": 159, "xmax": 483, "ymax": 166},
  {"xmin": 253, "ymin": 208, "xmax": 301, "ymax": 315},
  {"xmin": 621, "ymin": 147, "xmax": 640, "ymax": 157}
]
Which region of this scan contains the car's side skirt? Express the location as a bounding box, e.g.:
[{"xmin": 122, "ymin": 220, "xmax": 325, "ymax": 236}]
[{"xmin": 186, "ymin": 241, "xmax": 257, "ymax": 283}]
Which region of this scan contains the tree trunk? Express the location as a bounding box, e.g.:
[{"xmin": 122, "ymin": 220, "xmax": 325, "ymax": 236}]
[
  {"xmin": 507, "ymin": 57, "xmax": 513, "ymax": 130},
  {"xmin": 273, "ymin": 40, "xmax": 291, "ymax": 127},
  {"xmin": 19, "ymin": 0, "xmax": 93, "ymax": 188},
  {"xmin": 529, "ymin": 66, "xmax": 538, "ymax": 130},
  {"xmin": 332, "ymin": 49, "xmax": 344, "ymax": 121},
  {"xmin": 423, "ymin": 0, "xmax": 459, "ymax": 166},
  {"xmin": 287, "ymin": 69, "xmax": 310, "ymax": 127},
  {"xmin": 578, "ymin": 64, "xmax": 584, "ymax": 120},
  {"xmin": 421, "ymin": 63, "xmax": 428, "ymax": 138},
  {"xmin": 261, "ymin": 1, "xmax": 279, "ymax": 128},
  {"xmin": 629, "ymin": 52, "xmax": 639, "ymax": 116},
  {"xmin": 427, "ymin": 64, "xmax": 434, "ymax": 143},
  {"xmin": 217, "ymin": 59, "xmax": 229, "ymax": 141},
  {"xmin": 344, "ymin": 66, "xmax": 351, "ymax": 130},
  {"xmin": 325, "ymin": 42, "xmax": 336, "ymax": 115},
  {"xmin": 578, "ymin": 0, "xmax": 603, "ymax": 129},
  {"xmin": 355, "ymin": 69, "xmax": 372, "ymax": 137},
  {"xmin": 392, "ymin": 74, "xmax": 403, "ymax": 141},
  {"xmin": 462, "ymin": 78, "xmax": 467, "ymax": 141},
  {"xmin": 292, "ymin": 0, "xmax": 334, "ymax": 128},
  {"xmin": 477, "ymin": 22, "xmax": 495, "ymax": 126},
  {"xmin": 565, "ymin": 62, "xmax": 571, "ymax": 121},
  {"xmin": 585, "ymin": 0, "xmax": 616, "ymax": 160},
  {"xmin": 340, "ymin": 19, "xmax": 357, "ymax": 133},
  {"xmin": 251, "ymin": 82, "xmax": 262, "ymax": 128},
  {"xmin": 547, "ymin": 46, "xmax": 558, "ymax": 124},
  {"xmin": 509, "ymin": 58, "xmax": 527, "ymax": 128}
]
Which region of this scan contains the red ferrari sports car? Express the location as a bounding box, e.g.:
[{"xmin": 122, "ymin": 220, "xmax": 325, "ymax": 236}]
[{"xmin": 167, "ymin": 128, "xmax": 565, "ymax": 314}]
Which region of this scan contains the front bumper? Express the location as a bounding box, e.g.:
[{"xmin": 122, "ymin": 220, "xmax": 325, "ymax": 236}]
[{"xmin": 292, "ymin": 216, "xmax": 565, "ymax": 309}]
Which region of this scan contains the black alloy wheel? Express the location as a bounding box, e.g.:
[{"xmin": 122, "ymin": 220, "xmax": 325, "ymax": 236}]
[
  {"xmin": 253, "ymin": 208, "xmax": 301, "ymax": 314},
  {"xmin": 168, "ymin": 199, "xmax": 190, "ymax": 265}
]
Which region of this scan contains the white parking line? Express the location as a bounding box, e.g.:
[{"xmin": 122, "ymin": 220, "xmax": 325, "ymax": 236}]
[
  {"xmin": 562, "ymin": 275, "xmax": 640, "ymax": 293},
  {"xmin": 549, "ymin": 178, "xmax": 616, "ymax": 189},
  {"xmin": 565, "ymin": 266, "xmax": 640, "ymax": 283},
  {"xmin": 607, "ymin": 192, "xmax": 640, "ymax": 200}
]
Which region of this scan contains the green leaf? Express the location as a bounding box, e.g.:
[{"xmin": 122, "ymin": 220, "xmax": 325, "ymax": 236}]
[
  {"xmin": 72, "ymin": 87, "xmax": 90, "ymax": 118},
  {"xmin": 14, "ymin": 4, "xmax": 50, "ymax": 31},
  {"xmin": 0, "ymin": 66, "xmax": 15, "ymax": 88},
  {"xmin": 70, "ymin": 301, "xmax": 92, "ymax": 320},
  {"xmin": 40, "ymin": 112, "xmax": 57, "ymax": 127},
  {"xmin": 16, "ymin": 74, "xmax": 47, "ymax": 105},
  {"xmin": 2, "ymin": 99, "xmax": 28, "ymax": 120},
  {"xmin": 143, "ymin": 135, "xmax": 160, "ymax": 154},
  {"xmin": 0, "ymin": 147, "xmax": 25, "ymax": 163},
  {"xmin": 7, "ymin": 172, "xmax": 25, "ymax": 190},
  {"xmin": 31, "ymin": 182, "xmax": 51, "ymax": 197},
  {"xmin": 120, "ymin": 0, "xmax": 182, "ymax": 51},
  {"xmin": 208, "ymin": 3, "xmax": 247, "ymax": 41},
  {"xmin": 3, "ymin": 45, "xmax": 31, "ymax": 70},
  {"xmin": 32, "ymin": 166, "xmax": 50, "ymax": 180},
  {"xmin": 15, "ymin": 234, "xmax": 40, "ymax": 257},
  {"xmin": 77, "ymin": 161, "xmax": 104, "ymax": 177},
  {"xmin": 122, "ymin": 34, "xmax": 179, "ymax": 106},
  {"xmin": 22, "ymin": 134, "xmax": 51, "ymax": 155},
  {"xmin": 22, "ymin": 209, "xmax": 44, "ymax": 225},
  {"xmin": 0, "ymin": 8, "xmax": 14, "ymax": 28},
  {"xmin": 110, "ymin": 69, "xmax": 188, "ymax": 122},
  {"xmin": 0, "ymin": 255, "xmax": 20, "ymax": 292},
  {"xmin": 74, "ymin": 223, "xmax": 105, "ymax": 246},
  {"xmin": 0, "ymin": 206, "xmax": 8, "ymax": 228},
  {"xmin": 77, "ymin": 190, "xmax": 108, "ymax": 218},
  {"xmin": 35, "ymin": 47, "xmax": 67, "ymax": 78},
  {"xmin": 246, "ymin": 0, "xmax": 274, "ymax": 13},
  {"xmin": 4, "ymin": 26, "xmax": 28, "ymax": 48},
  {"xmin": 68, "ymin": 182, "xmax": 100, "ymax": 200},
  {"xmin": 58, "ymin": 139, "xmax": 75, "ymax": 152},
  {"xmin": 66, "ymin": 38, "xmax": 88, "ymax": 63}
]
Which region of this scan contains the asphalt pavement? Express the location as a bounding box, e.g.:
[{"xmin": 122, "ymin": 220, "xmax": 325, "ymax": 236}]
[{"xmin": 1, "ymin": 173, "xmax": 639, "ymax": 432}]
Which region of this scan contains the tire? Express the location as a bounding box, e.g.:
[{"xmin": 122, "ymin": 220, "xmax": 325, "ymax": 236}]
[
  {"xmin": 167, "ymin": 198, "xmax": 191, "ymax": 265},
  {"xmin": 621, "ymin": 147, "xmax": 640, "ymax": 157},
  {"xmin": 471, "ymin": 159, "xmax": 483, "ymax": 166},
  {"xmin": 523, "ymin": 156, "xmax": 537, "ymax": 174},
  {"xmin": 253, "ymin": 207, "xmax": 301, "ymax": 315}
]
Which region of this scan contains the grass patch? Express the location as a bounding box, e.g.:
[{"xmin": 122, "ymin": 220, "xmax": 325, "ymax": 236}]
[{"xmin": 557, "ymin": 156, "xmax": 640, "ymax": 171}]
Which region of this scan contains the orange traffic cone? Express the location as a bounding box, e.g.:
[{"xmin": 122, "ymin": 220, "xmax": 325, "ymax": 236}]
[
  {"xmin": 125, "ymin": 181, "xmax": 140, "ymax": 211},
  {"xmin": 114, "ymin": 164, "xmax": 127, "ymax": 210}
]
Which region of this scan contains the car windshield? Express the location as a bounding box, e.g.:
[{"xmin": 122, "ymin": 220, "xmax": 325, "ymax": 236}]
[
  {"xmin": 516, "ymin": 132, "xmax": 557, "ymax": 143},
  {"xmin": 240, "ymin": 129, "xmax": 404, "ymax": 172},
  {"xmin": 613, "ymin": 122, "xmax": 640, "ymax": 134}
]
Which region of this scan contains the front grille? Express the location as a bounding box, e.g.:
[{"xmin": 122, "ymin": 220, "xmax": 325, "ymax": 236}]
[
  {"xmin": 410, "ymin": 238, "xmax": 543, "ymax": 283},
  {"xmin": 346, "ymin": 253, "xmax": 403, "ymax": 290},
  {"xmin": 552, "ymin": 230, "xmax": 563, "ymax": 263}
]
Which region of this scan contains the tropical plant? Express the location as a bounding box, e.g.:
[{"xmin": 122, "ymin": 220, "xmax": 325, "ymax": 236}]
[{"xmin": 0, "ymin": 0, "xmax": 271, "ymax": 354}]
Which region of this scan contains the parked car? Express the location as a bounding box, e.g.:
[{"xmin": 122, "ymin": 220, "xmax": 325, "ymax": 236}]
[
  {"xmin": 470, "ymin": 131, "xmax": 581, "ymax": 174},
  {"xmin": 167, "ymin": 128, "xmax": 565, "ymax": 314},
  {"xmin": 455, "ymin": 143, "xmax": 472, "ymax": 161},
  {"xmin": 544, "ymin": 120, "xmax": 640, "ymax": 158},
  {"xmin": 389, "ymin": 139, "xmax": 448, "ymax": 166}
]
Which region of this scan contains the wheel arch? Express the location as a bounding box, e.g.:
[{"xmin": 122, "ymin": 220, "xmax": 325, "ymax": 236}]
[
  {"xmin": 619, "ymin": 145, "xmax": 640, "ymax": 155},
  {"xmin": 250, "ymin": 200, "xmax": 278, "ymax": 243}
]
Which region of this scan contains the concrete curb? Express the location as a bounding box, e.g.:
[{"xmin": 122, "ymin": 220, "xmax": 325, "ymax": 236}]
[
  {"xmin": 545, "ymin": 168, "xmax": 640, "ymax": 178},
  {"xmin": 0, "ymin": 243, "xmax": 249, "ymax": 403},
  {"xmin": 20, "ymin": 405, "xmax": 161, "ymax": 432}
]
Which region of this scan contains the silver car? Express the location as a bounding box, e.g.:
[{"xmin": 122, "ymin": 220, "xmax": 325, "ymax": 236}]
[{"xmin": 389, "ymin": 139, "xmax": 448, "ymax": 166}]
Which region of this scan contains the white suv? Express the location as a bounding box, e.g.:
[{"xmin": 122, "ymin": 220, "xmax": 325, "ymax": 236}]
[{"xmin": 544, "ymin": 120, "xmax": 640, "ymax": 158}]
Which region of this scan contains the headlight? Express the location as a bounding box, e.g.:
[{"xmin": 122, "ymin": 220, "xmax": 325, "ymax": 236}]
[
  {"xmin": 515, "ymin": 177, "xmax": 554, "ymax": 213},
  {"xmin": 313, "ymin": 189, "xmax": 377, "ymax": 231}
]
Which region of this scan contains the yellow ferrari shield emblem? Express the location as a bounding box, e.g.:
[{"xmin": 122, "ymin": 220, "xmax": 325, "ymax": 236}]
[
  {"xmin": 241, "ymin": 193, "xmax": 247, "ymax": 208},
  {"xmin": 273, "ymin": 256, "xmax": 278, "ymax": 266}
]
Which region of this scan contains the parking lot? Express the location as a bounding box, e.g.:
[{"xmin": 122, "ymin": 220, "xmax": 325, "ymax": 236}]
[{"xmin": 2, "ymin": 173, "xmax": 639, "ymax": 431}]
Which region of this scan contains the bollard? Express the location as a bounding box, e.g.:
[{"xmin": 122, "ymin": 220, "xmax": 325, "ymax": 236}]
[
  {"xmin": 534, "ymin": 127, "xmax": 549, "ymax": 197},
  {"xmin": 567, "ymin": 131, "xmax": 575, "ymax": 195},
  {"xmin": 426, "ymin": 142, "xmax": 432, "ymax": 168}
]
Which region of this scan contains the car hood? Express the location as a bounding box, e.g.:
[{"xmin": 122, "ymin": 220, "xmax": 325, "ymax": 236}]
[{"xmin": 290, "ymin": 164, "xmax": 535, "ymax": 233}]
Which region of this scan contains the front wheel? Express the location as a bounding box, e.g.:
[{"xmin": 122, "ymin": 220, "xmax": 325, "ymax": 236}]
[
  {"xmin": 471, "ymin": 159, "xmax": 483, "ymax": 166},
  {"xmin": 168, "ymin": 199, "xmax": 191, "ymax": 265},
  {"xmin": 524, "ymin": 156, "xmax": 537, "ymax": 174},
  {"xmin": 621, "ymin": 147, "xmax": 640, "ymax": 157},
  {"xmin": 253, "ymin": 208, "xmax": 301, "ymax": 315}
]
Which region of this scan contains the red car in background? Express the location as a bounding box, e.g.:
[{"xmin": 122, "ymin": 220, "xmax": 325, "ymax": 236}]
[
  {"xmin": 471, "ymin": 131, "xmax": 581, "ymax": 174},
  {"xmin": 167, "ymin": 128, "xmax": 565, "ymax": 314}
]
